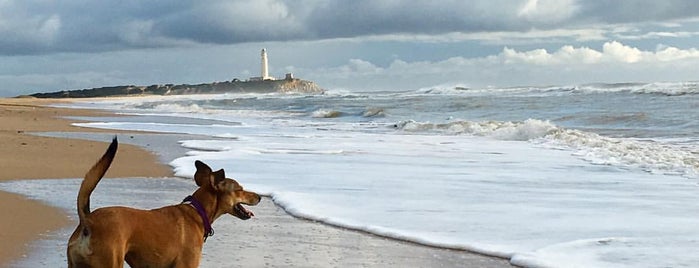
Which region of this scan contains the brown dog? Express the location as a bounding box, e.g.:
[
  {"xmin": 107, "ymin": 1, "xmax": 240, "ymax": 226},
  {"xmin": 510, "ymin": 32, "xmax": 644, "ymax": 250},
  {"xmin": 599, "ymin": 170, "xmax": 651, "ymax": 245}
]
[{"xmin": 67, "ymin": 138, "xmax": 261, "ymax": 267}]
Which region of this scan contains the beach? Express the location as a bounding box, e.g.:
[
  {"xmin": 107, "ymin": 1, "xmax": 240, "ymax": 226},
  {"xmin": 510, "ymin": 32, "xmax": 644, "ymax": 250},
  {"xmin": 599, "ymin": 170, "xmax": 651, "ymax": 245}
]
[
  {"xmin": 0, "ymin": 97, "xmax": 513, "ymax": 267},
  {"xmin": 0, "ymin": 98, "xmax": 172, "ymax": 265}
]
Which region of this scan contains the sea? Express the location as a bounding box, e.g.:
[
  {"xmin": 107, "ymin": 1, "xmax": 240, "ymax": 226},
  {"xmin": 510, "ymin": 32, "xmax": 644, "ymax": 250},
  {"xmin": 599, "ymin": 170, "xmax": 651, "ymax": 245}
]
[{"xmin": 17, "ymin": 82, "xmax": 699, "ymax": 267}]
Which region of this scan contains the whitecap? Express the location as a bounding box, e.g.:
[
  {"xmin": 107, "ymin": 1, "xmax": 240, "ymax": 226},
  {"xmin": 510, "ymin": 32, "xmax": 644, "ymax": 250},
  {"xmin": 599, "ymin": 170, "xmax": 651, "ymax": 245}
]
[{"xmin": 311, "ymin": 109, "xmax": 342, "ymax": 118}]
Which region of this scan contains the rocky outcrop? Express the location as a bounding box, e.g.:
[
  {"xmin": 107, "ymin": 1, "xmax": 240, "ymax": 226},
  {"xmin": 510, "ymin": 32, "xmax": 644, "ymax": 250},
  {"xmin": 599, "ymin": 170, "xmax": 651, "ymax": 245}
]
[{"xmin": 29, "ymin": 78, "xmax": 324, "ymax": 98}]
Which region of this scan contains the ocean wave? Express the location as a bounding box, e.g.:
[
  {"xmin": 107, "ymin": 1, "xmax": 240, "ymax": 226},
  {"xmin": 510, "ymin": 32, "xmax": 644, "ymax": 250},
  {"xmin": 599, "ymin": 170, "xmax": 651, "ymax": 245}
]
[
  {"xmin": 148, "ymin": 103, "xmax": 209, "ymax": 113},
  {"xmin": 322, "ymin": 89, "xmax": 369, "ymax": 98},
  {"xmin": 362, "ymin": 107, "xmax": 385, "ymax": 117},
  {"xmin": 413, "ymin": 84, "xmax": 575, "ymax": 96},
  {"xmin": 311, "ymin": 109, "xmax": 343, "ymax": 118},
  {"xmin": 415, "ymin": 84, "xmax": 473, "ymax": 95},
  {"xmin": 545, "ymin": 129, "xmax": 699, "ymax": 177},
  {"xmin": 393, "ymin": 119, "xmax": 557, "ymax": 141},
  {"xmin": 393, "ymin": 119, "xmax": 699, "ymax": 178},
  {"xmin": 576, "ymin": 81, "xmax": 699, "ymax": 96},
  {"xmin": 412, "ymin": 81, "xmax": 699, "ymax": 96}
]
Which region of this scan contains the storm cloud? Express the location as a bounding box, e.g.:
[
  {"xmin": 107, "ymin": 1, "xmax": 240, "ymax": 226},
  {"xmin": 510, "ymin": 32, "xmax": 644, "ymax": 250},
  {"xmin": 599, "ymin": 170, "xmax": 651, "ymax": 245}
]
[{"xmin": 1, "ymin": 0, "xmax": 698, "ymax": 55}]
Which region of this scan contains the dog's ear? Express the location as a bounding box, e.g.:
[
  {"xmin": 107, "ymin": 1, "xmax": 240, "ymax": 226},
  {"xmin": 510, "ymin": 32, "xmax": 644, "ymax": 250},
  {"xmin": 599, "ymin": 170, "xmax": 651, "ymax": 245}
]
[
  {"xmin": 194, "ymin": 160, "xmax": 212, "ymax": 187},
  {"xmin": 211, "ymin": 169, "xmax": 226, "ymax": 190}
]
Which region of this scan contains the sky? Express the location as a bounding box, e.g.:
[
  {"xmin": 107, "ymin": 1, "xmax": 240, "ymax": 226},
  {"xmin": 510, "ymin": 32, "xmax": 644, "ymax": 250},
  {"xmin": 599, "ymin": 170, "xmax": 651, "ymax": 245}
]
[{"xmin": 1, "ymin": 0, "xmax": 699, "ymax": 96}]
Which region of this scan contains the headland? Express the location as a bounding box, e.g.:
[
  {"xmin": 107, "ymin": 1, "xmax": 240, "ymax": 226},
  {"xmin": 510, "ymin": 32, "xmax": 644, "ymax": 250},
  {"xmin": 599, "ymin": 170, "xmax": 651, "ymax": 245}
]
[{"xmin": 27, "ymin": 78, "xmax": 324, "ymax": 98}]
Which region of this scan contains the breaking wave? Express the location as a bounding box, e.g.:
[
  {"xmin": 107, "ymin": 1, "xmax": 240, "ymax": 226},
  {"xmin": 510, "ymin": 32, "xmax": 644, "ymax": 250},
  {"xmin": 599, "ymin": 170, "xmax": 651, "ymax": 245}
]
[
  {"xmin": 311, "ymin": 109, "xmax": 342, "ymax": 118},
  {"xmin": 576, "ymin": 81, "xmax": 699, "ymax": 96},
  {"xmin": 147, "ymin": 103, "xmax": 209, "ymax": 113},
  {"xmin": 362, "ymin": 107, "xmax": 385, "ymax": 117},
  {"xmin": 393, "ymin": 119, "xmax": 558, "ymax": 141},
  {"xmin": 393, "ymin": 119, "xmax": 699, "ymax": 178},
  {"xmin": 413, "ymin": 81, "xmax": 699, "ymax": 96}
]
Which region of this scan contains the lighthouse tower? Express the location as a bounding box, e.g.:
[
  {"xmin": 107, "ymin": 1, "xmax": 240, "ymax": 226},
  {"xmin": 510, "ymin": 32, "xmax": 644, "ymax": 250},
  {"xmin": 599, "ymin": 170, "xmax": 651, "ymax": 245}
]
[{"xmin": 261, "ymin": 48, "xmax": 271, "ymax": 80}]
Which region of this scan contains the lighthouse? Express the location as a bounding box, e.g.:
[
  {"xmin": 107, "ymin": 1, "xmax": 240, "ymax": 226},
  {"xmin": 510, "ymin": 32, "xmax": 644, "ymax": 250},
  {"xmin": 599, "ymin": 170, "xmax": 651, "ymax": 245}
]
[
  {"xmin": 248, "ymin": 48, "xmax": 280, "ymax": 81},
  {"xmin": 261, "ymin": 48, "xmax": 271, "ymax": 80}
]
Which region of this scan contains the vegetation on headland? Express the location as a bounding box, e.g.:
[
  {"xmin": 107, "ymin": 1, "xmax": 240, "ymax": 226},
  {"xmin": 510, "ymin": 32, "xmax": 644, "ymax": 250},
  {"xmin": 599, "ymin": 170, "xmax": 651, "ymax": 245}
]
[{"xmin": 25, "ymin": 78, "xmax": 324, "ymax": 98}]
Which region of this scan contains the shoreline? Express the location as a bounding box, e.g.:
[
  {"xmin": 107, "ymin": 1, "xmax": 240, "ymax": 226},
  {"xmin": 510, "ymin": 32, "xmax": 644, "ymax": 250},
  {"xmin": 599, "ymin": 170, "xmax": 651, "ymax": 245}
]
[
  {"xmin": 1, "ymin": 177, "xmax": 515, "ymax": 267},
  {"xmin": 0, "ymin": 97, "xmax": 514, "ymax": 267}
]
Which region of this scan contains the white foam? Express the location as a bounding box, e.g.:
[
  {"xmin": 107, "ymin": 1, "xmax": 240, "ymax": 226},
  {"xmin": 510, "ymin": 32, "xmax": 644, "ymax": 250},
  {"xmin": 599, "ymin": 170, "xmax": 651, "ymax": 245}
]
[
  {"xmin": 412, "ymin": 84, "xmax": 576, "ymax": 96},
  {"xmin": 576, "ymin": 81, "xmax": 699, "ymax": 96},
  {"xmin": 362, "ymin": 107, "xmax": 385, "ymax": 117},
  {"xmin": 164, "ymin": 130, "xmax": 699, "ymax": 268},
  {"xmin": 393, "ymin": 119, "xmax": 557, "ymax": 140},
  {"xmin": 311, "ymin": 109, "xmax": 342, "ymax": 118},
  {"xmin": 543, "ymin": 128, "xmax": 699, "ymax": 178},
  {"xmin": 410, "ymin": 81, "xmax": 699, "ymax": 97},
  {"xmin": 394, "ymin": 118, "xmax": 699, "ymax": 178},
  {"xmin": 149, "ymin": 103, "xmax": 208, "ymax": 113}
]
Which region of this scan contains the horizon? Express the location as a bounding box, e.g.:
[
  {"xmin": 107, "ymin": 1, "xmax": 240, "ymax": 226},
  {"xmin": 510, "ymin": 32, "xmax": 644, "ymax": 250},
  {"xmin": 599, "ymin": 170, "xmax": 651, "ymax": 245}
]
[
  {"xmin": 19, "ymin": 75, "xmax": 699, "ymax": 98},
  {"xmin": 2, "ymin": 1, "xmax": 699, "ymax": 97}
]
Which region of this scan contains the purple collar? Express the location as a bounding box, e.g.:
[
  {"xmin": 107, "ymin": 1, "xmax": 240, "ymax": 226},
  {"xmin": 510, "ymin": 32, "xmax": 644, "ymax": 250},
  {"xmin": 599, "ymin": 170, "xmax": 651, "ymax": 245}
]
[{"xmin": 183, "ymin": 195, "xmax": 214, "ymax": 240}]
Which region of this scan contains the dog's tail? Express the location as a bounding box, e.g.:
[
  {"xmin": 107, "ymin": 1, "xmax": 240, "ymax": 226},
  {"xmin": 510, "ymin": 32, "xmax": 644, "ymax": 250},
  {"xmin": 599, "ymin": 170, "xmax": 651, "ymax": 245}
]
[{"xmin": 77, "ymin": 137, "xmax": 118, "ymax": 226}]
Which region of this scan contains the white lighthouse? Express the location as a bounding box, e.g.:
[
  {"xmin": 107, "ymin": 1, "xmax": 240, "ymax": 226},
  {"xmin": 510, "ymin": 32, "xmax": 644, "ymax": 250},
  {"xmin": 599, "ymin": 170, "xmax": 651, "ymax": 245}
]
[
  {"xmin": 261, "ymin": 48, "xmax": 272, "ymax": 80},
  {"xmin": 248, "ymin": 49, "xmax": 278, "ymax": 81}
]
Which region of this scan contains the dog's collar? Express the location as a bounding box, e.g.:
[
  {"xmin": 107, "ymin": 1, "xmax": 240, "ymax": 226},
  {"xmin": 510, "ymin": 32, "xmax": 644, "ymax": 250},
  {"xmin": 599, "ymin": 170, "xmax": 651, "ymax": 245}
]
[{"xmin": 182, "ymin": 195, "xmax": 214, "ymax": 241}]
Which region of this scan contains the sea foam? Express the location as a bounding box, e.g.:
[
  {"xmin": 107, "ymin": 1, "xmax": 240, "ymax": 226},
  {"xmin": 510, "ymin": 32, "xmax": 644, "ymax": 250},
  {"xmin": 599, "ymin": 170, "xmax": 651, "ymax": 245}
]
[
  {"xmin": 393, "ymin": 118, "xmax": 699, "ymax": 178},
  {"xmin": 412, "ymin": 81, "xmax": 699, "ymax": 96}
]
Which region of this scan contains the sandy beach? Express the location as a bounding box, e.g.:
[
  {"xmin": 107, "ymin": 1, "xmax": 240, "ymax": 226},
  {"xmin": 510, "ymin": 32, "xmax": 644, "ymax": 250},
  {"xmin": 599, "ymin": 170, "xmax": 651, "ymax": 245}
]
[
  {"xmin": 0, "ymin": 97, "xmax": 513, "ymax": 267},
  {"xmin": 0, "ymin": 98, "xmax": 172, "ymax": 265}
]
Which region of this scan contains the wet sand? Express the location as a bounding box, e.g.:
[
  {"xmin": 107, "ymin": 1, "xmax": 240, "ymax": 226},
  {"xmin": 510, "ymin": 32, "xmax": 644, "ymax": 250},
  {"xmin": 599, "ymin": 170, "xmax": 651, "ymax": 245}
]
[
  {"xmin": 0, "ymin": 98, "xmax": 172, "ymax": 265},
  {"xmin": 225, "ymin": 197, "xmax": 513, "ymax": 267}
]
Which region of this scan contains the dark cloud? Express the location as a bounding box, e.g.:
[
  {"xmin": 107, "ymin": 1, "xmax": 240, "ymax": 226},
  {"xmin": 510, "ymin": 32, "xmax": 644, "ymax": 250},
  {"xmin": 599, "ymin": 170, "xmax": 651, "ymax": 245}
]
[
  {"xmin": 305, "ymin": 1, "xmax": 528, "ymax": 37},
  {"xmin": 152, "ymin": 1, "xmax": 305, "ymax": 44},
  {"xmin": 0, "ymin": 1, "xmax": 188, "ymax": 54},
  {"xmin": 581, "ymin": 0, "xmax": 699, "ymax": 24},
  {"xmin": 0, "ymin": 0, "xmax": 698, "ymax": 55}
]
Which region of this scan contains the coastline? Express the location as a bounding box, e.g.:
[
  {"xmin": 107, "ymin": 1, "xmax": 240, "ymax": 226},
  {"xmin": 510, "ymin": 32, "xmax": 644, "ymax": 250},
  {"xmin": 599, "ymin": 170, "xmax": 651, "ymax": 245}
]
[
  {"xmin": 0, "ymin": 97, "xmax": 172, "ymax": 265},
  {"xmin": 0, "ymin": 97, "xmax": 514, "ymax": 267}
]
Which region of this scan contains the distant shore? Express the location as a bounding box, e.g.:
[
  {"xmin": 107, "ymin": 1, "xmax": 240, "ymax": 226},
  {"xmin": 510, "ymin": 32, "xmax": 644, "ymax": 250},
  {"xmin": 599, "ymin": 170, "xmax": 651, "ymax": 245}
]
[{"xmin": 26, "ymin": 78, "xmax": 324, "ymax": 98}]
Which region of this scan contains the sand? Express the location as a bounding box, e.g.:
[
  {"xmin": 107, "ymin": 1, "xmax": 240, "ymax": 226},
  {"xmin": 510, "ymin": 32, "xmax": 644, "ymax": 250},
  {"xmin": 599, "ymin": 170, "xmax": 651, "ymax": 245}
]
[
  {"xmin": 0, "ymin": 98, "xmax": 172, "ymax": 265},
  {"xmin": 223, "ymin": 197, "xmax": 513, "ymax": 267},
  {"xmin": 0, "ymin": 97, "xmax": 513, "ymax": 267}
]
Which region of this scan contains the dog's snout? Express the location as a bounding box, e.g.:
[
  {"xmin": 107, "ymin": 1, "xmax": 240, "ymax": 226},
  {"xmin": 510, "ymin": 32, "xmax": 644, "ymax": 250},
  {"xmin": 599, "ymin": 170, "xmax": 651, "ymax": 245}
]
[{"xmin": 252, "ymin": 193, "xmax": 261, "ymax": 205}]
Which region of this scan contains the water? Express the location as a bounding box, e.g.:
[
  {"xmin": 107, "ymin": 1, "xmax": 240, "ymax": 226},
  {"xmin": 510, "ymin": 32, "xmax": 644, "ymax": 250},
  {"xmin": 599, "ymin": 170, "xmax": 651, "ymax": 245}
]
[{"xmin": 50, "ymin": 82, "xmax": 699, "ymax": 267}]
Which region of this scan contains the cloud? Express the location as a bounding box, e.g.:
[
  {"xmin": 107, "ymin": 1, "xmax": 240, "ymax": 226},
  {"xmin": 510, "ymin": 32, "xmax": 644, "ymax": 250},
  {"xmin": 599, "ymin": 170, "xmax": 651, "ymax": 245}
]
[
  {"xmin": 616, "ymin": 30, "xmax": 699, "ymax": 40},
  {"xmin": 518, "ymin": 0, "xmax": 579, "ymax": 23},
  {"xmin": 601, "ymin": 41, "xmax": 644, "ymax": 63},
  {"xmin": 495, "ymin": 41, "xmax": 699, "ymax": 65},
  {"xmin": 153, "ymin": 0, "xmax": 305, "ymax": 44},
  {"xmin": 495, "ymin": 42, "xmax": 642, "ymax": 65},
  {"xmin": 302, "ymin": 41, "xmax": 699, "ymax": 90},
  {"xmin": 0, "ymin": 2, "xmax": 61, "ymax": 54},
  {"xmin": 1, "ymin": 0, "xmax": 699, "ymax": 55},
  {"xmin": 582, "ymin": 1, "xmax": 699, "ymax": 24},
  {"xmin": 341, "ymin": 27, "xmax": 609, "ymax": 45}
]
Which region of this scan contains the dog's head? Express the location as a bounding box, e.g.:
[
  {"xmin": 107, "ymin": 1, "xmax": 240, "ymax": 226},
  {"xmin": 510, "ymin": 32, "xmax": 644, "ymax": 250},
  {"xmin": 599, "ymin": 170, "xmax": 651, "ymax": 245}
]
[{"xmin": 194, "ymin": 160, "xmax": 260, "ymax": 220}]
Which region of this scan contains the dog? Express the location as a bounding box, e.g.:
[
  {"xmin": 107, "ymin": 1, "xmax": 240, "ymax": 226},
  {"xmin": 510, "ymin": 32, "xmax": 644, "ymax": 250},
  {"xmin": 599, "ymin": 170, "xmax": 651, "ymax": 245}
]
[{"xmin": 67, "ymin": 138, "xmax": 261, "ymax": 267}]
